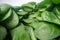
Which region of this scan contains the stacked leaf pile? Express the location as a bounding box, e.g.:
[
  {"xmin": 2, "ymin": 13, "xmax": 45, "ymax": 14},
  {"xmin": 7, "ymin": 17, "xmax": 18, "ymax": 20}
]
[{"xmin": 0, "ymin": 0, "xmax": 60, "ymax": 40}]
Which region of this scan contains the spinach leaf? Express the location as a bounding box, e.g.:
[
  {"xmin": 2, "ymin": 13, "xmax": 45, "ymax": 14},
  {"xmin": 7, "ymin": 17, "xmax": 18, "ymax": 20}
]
[
  {"xmin": 53, "ymin": 7, "xmax": 60, "ymax": 19},
  {"xmin": 26, "ymin": 27, "xmax": 37, "ymax": 40},
  {"xmin": 11, "ymin": 24, "xmax": 31, "ymax": 40},
  {"xmin": 0, "ymin": 25, "xmax": 7, "ymax": 40},
  {"xmin": 17, "ymin": 11, "xmax": 28, "ymax": 16},
  {"xmin": 0, "ymin": 4, "xmax": 12, "ymax": 22},
  {"xmin": 1, "ymin": 10, "xmax": 19, "ymax": 29},
  {"xmin": 41, "ymin": 11, "xmax": 60, "ymax": 25},
  {"xmin": 21, "ymin": 2, "xmax": 36, "ymax": 12},
  {"xmin": 52, "ymin": 0, "xmax": 60, "ymax": 4},
  {"xmin": 34, "ymin": 22, "xmax": 60, "ymax": 40}
]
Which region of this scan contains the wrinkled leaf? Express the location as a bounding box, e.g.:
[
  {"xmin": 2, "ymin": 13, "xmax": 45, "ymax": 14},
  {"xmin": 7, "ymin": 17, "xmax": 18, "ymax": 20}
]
[
  {"xmin": 41, "ymin": 11, "xmax": 60, "ymax": 25},
  {"xmin": 35, "ymin": 22, "xmax": 60, "ymax": 40}
]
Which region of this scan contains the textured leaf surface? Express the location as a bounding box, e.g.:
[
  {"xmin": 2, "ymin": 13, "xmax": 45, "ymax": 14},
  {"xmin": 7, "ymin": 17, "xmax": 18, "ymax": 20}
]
[
  {"xmin": 35, "ymin": 22, "xmax": 60, "ymax": 40},
  {"xmin": 11, "ymin": 24, "xmax": 31, "ymax": 40},
  {"xmin": 2, "ymin": 10, "xmax": 19, "ymax": 29},
  {"xmin": 41, "ymin": 11, "xmax": 60, "ymax": 25}
]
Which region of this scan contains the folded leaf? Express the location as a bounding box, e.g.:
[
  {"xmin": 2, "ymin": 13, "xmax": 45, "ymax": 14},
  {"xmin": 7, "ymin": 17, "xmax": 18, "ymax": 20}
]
[
  {"xmin": 2, "ymin": 10, "xmax": 19, "ymax": 29},
  {"xmin": 0, "ymin": 9, "xmax": 12, "ymax": 22},
  {"xmin": 0, "ymin": 4, "xmax": 11, "ymax": 22}
]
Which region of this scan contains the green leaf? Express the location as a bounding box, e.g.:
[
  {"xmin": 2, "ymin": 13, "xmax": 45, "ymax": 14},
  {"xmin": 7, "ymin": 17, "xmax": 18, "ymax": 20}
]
[
  {"xmin": 29, "ymin": 21, "xmax": 40, "ymax": 28},
  {"xmin": 0, "ymin": 4, "xmax": 12, "ymax": 22},
  {"xmin": 34, "ymin": 11, "xmax": 42, "ymax": 20},
  {"xmin": 53, "ymin": 7, "xmax": 60, "ymax": 19},
  {"xmin": 44, "ymin": 0, "xmax": 52, "ymax": 4},
  {"xmin": 11, "ymin": 24, "xmax": 31, "ymax": 40},
  {"xmin": 2, "ymin": 10, "xmax": 19, "ymax": 29},
  {"xmin": 23, "ymin": 18, "xmax": 35, "ymax": 23},
  {"xmin": 34, "ymin": 22, "xmax": 60, "ymax": 40},
  {"xmin": 18, "ymin": 16, "xmax": 23, "ymax": 19},
  {"xmin": 22, "ymin": 2, "xmax": 36, "ymax": 9},
  {"xmin": 44, "ymin": 0, "xmax": 60, "ymax": 4},
  {"xmin": 17, "ymin": 11, "xmax": 28, "ymax": 16},
  {"xmin": 17, "ymin": 11, "xmax": 28, "ymax": 19},
  {"xmin": 29, "ymin": 12, "xmax": 39, "ymax": 18},
  {"xmin": 36, "ymin": 1, "xmax": 51, "ymax": 9},
  {"xmin": 0, "ymin": 25, "xmax": 7, "ymax": 40},
  {"xmin": 0, "ymin": 9, "xmax": 12, "ymax": 22},
  {"xmin": 46, "ymin": 4, "xmax": 55, "ymax": 11},
  {"xmin": 21, "ymin": 6, "xmax": 33, "ymax": 12},
  {"xmin": 26, "ymin": 27, "xmax": 37, "ymax": 40},
  {"xmin": 0, "ymin": 4, "xmax": 11, "ymax": 14},
  {"xmin": 41, "ymin": 11, "xmax": 60, "ymax": 25},
  {"xmin": 52, "ymin": 0, "xmax": 60, "ymax": 4},
  {"xmin": 0, "ymin": 8, "xmax": 1, "ymax": 14},
  {"xmin": 21, "ymin": 2, "xmax": 36, "ymax": 12},
  {"xmin": 13, "ymin": 6, "xmax": 21, "ymax": 12},
  {"xmin": 23, "ymin": 11, "xmax": 41, "ymax": 23},
  {"xmin": 23, "ymin": 16, "xmax": 38, "ymax": 23}
]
